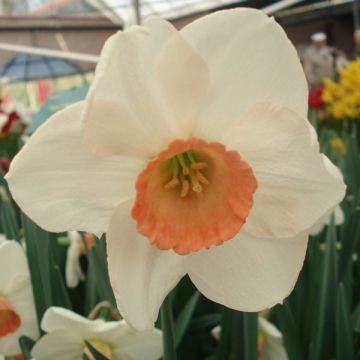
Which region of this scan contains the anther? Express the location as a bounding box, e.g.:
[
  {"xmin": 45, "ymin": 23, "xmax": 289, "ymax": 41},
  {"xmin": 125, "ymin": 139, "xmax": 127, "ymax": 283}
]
[
  {"xmin": 180, "ymin": 180, "xmax": 190, "ymax": 197},
  {"xmin": 196, "ymin": 171, "xmax": 209, "ymax": 185},
  {"xmin": 192, "ymin": 183, "xmax": 203, "ymax": 193},
  {"xmin": 164, "ymin": 178, "xmax": 180, "ymax": 189},
  {"xmin": 189, "ymin": 169, "xmax": 203, "ymax": 193},
  {"xmin": 191, "ymin": 162, "xmax": 208, "ymax": 170},
  {"xmin": 177, "ymin": 154, "xmax": 189, "ymax": 175}
]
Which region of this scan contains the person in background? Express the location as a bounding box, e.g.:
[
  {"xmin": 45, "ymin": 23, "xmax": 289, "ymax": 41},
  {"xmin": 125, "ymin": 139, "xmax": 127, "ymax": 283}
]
[
  {"xmin": 304, "ymin": 32, "xmax": 346, "ymax": 88},
  {"xmin": 353, "ymin": 29, "xmax": 360, "ymax": 58}
]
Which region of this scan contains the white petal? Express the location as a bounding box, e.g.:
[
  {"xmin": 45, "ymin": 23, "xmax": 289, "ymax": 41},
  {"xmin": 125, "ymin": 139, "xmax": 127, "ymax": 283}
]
[
  {"xmin": 112, "ymin": 325, "xmax": 163, "ymax": 360},
  {"xmin": 184, "ymin": 231, "xmax": 308, "ymax": 312},
  {"xmin": 82, "ymin": 17, "xmax": 184, "ymax": 158},
  {"xmin": 259, "ymin": 317, "xmax": 282, "ymax": 340},
  {"xmin": 223, "ymin": 103, "xmax": 346, "ymax": 239},
  {"xmin": 211, "ymin": 325, "xmax": 221, "ymax": 341},
  {"xmin": 310, "ymin": 204, "xmax": 344, "ymax": 236},
  {"xmin": 107, "ymin": 201, "xmax": 186, "ymax": 331},
  {"xmin": 96, "ymin": 320, "xmax": 163, "ymax": 360},
  {"xmin": 326, "ymin": 205, "xmax": 345, "ymax": 226},
  {"xmin": 309, "ymin": 221, "xmax": 325, "ymax": 236},
  {"xmin": 156, "ymin": 33, "xmax": 209, "ymax": 137},
  {"xmin": 31, "ymin": 330, "xmax": 82, "ymax": 360},
  {"xmin": 0, "ymin": 114, "xmax": 7, "ymax": 128},
  {"xmin": 261, "ymin": 318, "xmax": 288, "ymax": 360},
  {"xmin": 41, "ymin": 307, "xmax": 96, "ymax": 333},
  {"xmin": 0, "ymin": 241, "xmax": 29, "ymax": 293},
  {"xmin": 6, "ymin": 101, "xmax": 145, "ymax": 234},
  {"xmin": 0, "ymin": 234, "xmax": 6, "ymax": 244},
  {"xmin": 180, "ymin": 8, "xmax": 308, "ymax": 139}
]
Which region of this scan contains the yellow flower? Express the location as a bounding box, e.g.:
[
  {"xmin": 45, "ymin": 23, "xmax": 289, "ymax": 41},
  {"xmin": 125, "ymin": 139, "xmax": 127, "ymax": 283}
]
[
  {"xmin": 323, "ymin": 59, "xmax": 360, "ymax": 120},
  {"xmin": 330, "ymin": 138, "xmax": 346, "ymax": 154}
]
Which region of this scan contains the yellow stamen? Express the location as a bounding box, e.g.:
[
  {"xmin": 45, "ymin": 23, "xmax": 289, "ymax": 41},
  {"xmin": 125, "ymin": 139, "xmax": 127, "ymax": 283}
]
[
  {"xmin": 187, "ymin": 151, "xmax": 196, "ymax": 163},
  {"xmin": 164, "ymin": 178, "xmax": 180, "ymax": 189},
  {"xmin": 165, "ymin": 151, "xmax": 210, "ymax": 198},
  {"xmin": 164, "ymin": 160, "xmax": 180, "ymax": 189},
  {"xmin": 180, "ymin": 179, "xmax": 190, "ymax": 197},
  {"xmin": 189, "ymin": 169, "xmax": 203, "ymax": 193},
  {"xmin": 191, "ymin": 162, "xmax": 208, "ymax": 170},
  {"xmin": 177, "ymin": 154, "xmax": 189, "ymax": 175},
  {"xmin": 196, "ymin": 171, "xmax": 209, "ymax": 185}
]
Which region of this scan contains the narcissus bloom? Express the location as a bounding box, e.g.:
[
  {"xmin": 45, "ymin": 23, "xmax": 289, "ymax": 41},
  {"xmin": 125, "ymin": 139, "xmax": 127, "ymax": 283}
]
[
  {"xmin": 7, "ymin": 9, "xmax": 345, "ymax": 330},
  {"xmin": 31, "ymin": 307, "xmax": 162, "ymax": 360},
  {"xmin": 0, "ymin": 241, "xmax": 38, "ymax": 356}
]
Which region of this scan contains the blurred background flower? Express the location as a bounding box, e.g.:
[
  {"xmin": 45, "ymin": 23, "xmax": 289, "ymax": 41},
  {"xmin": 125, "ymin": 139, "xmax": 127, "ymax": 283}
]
[
  {"xmin": 31, "ymin": 307, "xmax": 163, "ymax": 360},
  {"xmin": 0, "ymin": 241, "xmax": 38, "ymax": 357}
]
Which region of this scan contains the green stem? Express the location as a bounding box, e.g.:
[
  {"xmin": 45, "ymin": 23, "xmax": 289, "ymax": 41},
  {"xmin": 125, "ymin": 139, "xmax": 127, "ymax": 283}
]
[{"xmin": 161, "ymin": 294, "xmax": 177, "ymax": 360}]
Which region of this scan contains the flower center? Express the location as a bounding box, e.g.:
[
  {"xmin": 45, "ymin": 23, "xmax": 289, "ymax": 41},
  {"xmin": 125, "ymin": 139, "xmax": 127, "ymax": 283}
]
[
  {"xmin": 0, "ymin": 296, "xmax": 21, "ymax": 337},
  {"xmin": 164, "ymin": 151, "xmax": 209, "ymax": 198},
  {"xmin": 82, "ymin": 339, "xmax": 113, "ymax": 360},
  {"xmin": 132, "ymin": 138, "xmax": 257, "ymax": 255}
]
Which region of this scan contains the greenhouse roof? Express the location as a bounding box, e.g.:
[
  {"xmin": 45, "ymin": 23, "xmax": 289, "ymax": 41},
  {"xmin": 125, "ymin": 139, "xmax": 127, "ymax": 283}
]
[{"xmin": 0, "ymin": 0, "xmax": 351, "ymax": 27}]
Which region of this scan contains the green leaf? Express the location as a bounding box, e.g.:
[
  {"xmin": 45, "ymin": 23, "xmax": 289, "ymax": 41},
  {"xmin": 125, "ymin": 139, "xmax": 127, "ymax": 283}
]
[
  {"xmin": 174, "ymin": 291, "xmax": 200, "ymax": 347},
  {"xmin": 344, "ymin": 135, "xmax": 360, "ymax": 201},
  {"xmin": 308, "ymin": 109, "xmax": 318, "ymax": 132},
  {"xmin": 0, "ymin": 197, "xmax": 20, "ymax": 241},
  {"xmin": 21, "ymin": 212, "xmax": 53, "ymax": 324},
  {"xmin": 339, "ymin": 210, "xmax": 360, "ymax": 280},
  {"xmin": 336, "ymin": 283, "xmax": 354, "ymax": 359},
  {"xmin": 51, "ymin": 265, "xmax": 72, "ymax": 309},
  {"xmin": 190, "ymin": 314, "xmax": 221, "ymax": 330},
  {"xmin": 275, "ymin": 301, "xmax": 303, "ymax": 360},
  {"xmin": 303, "ymin": 236, "xmax": 322, "ymax": 347},
  {"xmin": 83, "ymin": 340, "xmax": 110, "ymax": 360},
  {"xmin": 242, "ymin": 312, "xmax": 258, "ymax": 360},
  {"xmin": 310, "ymin": 219, "xmax": 338, "ymax": 360},
  {"xmin": 230, "ymin": 310, "xmax": 243, "ymax": 360},
  {"xmin": 87, "ymin": 236, "xmax": 115, "ymax": 305},
  {"xmin": 85, "ymin": 259, "xmax": 98, "ymax": 313},
  {"xmin": 215, "ymin": 308, "xmax": 231, "ymax": 360},
  {"xmin": 19, "ymin": 335, "xmax": 35, "ymax": 360},
  {"xmin": 21, "ymin": 212, "xmax": 72, "ymax": 326},
  {"xmin": 353, "ymin": 302, "xmax": 360, "ymax": 333},
  {"xmin": 161, "ymin": 293, "xmax": 177, "ymax": 360}
]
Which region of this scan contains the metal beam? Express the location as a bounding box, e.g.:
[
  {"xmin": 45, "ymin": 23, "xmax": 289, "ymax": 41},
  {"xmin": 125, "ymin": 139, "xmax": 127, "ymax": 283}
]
[
  {"xmin": 0, "ymin": 17, "xmax": 121, "ymax": 30},
  {"xmin": 262, "ymin": 0, "xmax": 304, "ymax": 14},
  {"xmin": 0, "ymin": 43, "xmax": 99, "ymax": 63}
]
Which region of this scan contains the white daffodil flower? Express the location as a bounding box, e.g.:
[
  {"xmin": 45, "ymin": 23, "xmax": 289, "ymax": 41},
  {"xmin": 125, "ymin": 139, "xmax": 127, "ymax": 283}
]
[
  {"xmin": 6, "ymin": 9, "xmax": 345, "ymax": 331},
  {"xmin": 65, "ymin": 231, "xmax": 86, "ymax": 288},
  {"xmin": 310, "ymin": 205, "xmax": 345, "ymax": 236},
  {"xmin": 31, "ymin": 307, "xmax": 162, "ymax": 360},
  {"xmin": 0, "ymin": 241, "xmax": 38, "ymax": 356}
]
